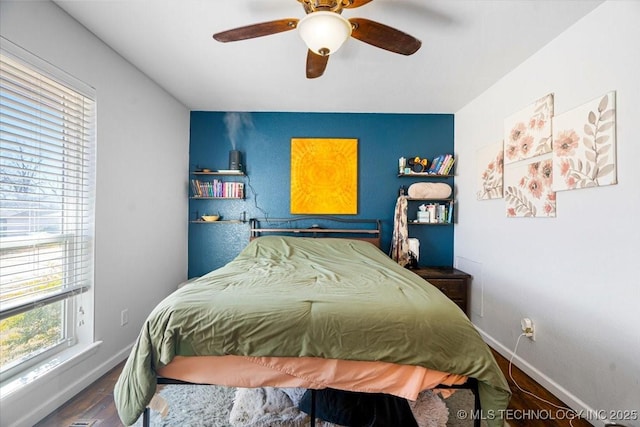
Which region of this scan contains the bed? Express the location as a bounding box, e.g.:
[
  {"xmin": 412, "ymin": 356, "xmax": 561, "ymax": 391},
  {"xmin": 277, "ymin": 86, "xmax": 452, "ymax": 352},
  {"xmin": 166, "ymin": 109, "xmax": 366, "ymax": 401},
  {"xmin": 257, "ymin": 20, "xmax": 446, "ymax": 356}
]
[{"xmin": 114, "ymin": 217, "xmax": 510, "ymax": 426}]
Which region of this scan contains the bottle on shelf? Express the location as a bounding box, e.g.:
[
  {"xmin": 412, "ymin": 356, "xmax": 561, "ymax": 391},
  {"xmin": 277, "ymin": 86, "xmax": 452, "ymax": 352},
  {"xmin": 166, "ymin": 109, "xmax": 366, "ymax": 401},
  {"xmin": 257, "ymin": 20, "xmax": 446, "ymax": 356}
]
[{"xmin": 413, "ymin": 201, "xmax": 453, "ymax": 224}]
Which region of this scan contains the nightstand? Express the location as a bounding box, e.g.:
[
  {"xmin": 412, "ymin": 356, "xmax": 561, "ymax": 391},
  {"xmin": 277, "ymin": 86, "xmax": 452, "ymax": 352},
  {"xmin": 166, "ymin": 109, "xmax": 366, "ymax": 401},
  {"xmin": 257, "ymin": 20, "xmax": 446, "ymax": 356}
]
[{"xmin": 411, "ymin": 267, "xmax": 470, "ymax": 315}]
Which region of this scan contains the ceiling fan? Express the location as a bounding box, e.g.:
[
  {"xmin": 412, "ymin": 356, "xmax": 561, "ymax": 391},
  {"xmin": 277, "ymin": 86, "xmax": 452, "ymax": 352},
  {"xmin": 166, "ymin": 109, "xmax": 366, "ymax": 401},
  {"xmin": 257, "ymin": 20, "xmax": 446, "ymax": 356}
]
[{"xmin": 213, "ymin": 0, "xmax": 422, "ymax": 79}]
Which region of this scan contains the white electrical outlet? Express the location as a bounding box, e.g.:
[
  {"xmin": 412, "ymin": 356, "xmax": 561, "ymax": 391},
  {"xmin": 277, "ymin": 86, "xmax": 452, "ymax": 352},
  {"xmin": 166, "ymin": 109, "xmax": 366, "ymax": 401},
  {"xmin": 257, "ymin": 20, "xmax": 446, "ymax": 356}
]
[
  {"xmin": 121, "ymin": 309, "xmax": 129, "ymax": 326},
  {"xmin": 521, "ymin": 317, "xmax": 535, "ymax": 340}
]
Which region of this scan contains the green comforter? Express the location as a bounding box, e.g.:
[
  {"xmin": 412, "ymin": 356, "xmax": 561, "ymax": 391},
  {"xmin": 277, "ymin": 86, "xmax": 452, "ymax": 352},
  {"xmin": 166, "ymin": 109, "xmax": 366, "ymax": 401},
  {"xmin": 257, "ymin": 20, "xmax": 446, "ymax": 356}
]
[{"xmin": 114, "ymin": 236, "xmax": 510, "ymax": 426}]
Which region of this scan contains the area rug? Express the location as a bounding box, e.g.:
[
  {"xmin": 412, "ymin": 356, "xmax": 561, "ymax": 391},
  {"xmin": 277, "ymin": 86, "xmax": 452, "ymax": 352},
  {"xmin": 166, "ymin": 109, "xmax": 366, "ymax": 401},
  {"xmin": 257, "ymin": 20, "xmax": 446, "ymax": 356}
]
[{"xmin": 133, "ymin": 385, "xmax": 478, "ymax": 427}]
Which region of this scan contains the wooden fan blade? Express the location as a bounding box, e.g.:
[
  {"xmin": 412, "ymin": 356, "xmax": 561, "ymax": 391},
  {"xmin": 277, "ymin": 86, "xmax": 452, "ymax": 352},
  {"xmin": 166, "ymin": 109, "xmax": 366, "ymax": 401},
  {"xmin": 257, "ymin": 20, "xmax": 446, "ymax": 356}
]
[
  {"xmin": 213, "ymin": 18, "xmax": 299, "ymax": 42},
  {"xmin": 344, "ymin": 0, "xmax": 374, "ymax": 9},
  {"xmin": 349, "ymin": 18, "xmax": 421, "ymax": 55},
  {"xmin": 306, "ymin": 50, "xmax": 329, "ymax": 79}
]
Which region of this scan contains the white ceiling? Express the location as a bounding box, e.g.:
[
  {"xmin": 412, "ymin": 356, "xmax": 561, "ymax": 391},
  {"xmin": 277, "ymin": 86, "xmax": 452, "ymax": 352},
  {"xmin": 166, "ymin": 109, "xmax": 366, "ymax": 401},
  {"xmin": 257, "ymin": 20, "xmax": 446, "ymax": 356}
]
[{"xmin": 53, "ymin": 0, "xmax": 603, "ymax": 113}]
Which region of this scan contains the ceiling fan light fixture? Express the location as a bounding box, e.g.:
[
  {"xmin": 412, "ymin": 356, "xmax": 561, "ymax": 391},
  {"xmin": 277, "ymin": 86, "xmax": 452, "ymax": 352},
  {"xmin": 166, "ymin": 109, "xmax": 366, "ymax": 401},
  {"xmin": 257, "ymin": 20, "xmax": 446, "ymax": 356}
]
[{"xmin": 298, "ymin": 11, "xmax": 352, "ymax": 56}]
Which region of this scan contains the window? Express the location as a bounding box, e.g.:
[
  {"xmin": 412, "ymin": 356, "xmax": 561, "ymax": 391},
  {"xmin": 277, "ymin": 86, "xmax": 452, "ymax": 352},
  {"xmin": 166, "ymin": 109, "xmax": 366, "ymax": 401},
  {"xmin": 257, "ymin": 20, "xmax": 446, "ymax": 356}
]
[{"xmin": 0, "ymin": 38, "xmax": 96, "ymax": 383}]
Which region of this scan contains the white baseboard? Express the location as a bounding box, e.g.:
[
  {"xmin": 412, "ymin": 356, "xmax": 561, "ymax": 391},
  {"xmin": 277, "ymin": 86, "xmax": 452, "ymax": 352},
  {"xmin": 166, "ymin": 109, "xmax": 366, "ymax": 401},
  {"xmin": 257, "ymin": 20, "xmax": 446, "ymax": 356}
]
[
  {"xmin": 2, "ymin": 342, "xmax": 133, "ymax": 427},
  {"xmin": 475, "ymin": 326, "xmax": 611, "ymax": 427}
]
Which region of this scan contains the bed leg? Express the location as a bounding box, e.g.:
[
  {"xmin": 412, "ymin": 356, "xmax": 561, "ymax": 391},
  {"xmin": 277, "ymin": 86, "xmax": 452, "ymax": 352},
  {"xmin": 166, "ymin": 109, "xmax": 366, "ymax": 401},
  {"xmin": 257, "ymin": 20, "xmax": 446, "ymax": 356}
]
[
  {"xmin": 143, "ymin": 407, "xmax": 150, "ymax": 427},
  {"xmin": 310, "ymin": 389, "xmax": 316, "ymax": 427},
  {"xmin": 472, "ymin": 379, "xmax": 481, "ymax": 427}
]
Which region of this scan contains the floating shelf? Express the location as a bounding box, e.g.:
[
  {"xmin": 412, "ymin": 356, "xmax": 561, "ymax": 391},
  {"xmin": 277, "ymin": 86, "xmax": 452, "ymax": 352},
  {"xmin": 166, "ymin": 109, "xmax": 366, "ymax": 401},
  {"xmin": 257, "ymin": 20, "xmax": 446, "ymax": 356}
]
[
  {"xmin": 409, "ymin": 221, "xmax": 452, "ymax": 226},
  {"xmin": 190, "ymin": 220, "xmax": 247, "ymax": 224},
  {"xmin": 398, "ymin": 173, "xmax": 453, "ymax": 178},
  {"xmin": 190, "ymin": 197, "xmax": 244, "ymax": 200},
  {"xmin": 193, "ymin": 171, "xmax": 245, "ymax": 176}
]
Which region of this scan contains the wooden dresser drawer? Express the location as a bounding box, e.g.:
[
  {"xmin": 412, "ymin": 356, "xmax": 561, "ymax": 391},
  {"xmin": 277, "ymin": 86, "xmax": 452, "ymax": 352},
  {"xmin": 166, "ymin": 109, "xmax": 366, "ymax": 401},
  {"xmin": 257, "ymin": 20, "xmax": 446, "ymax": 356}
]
[
  {"xmin": 427, "ymin": 279, "xmax": 466, "ymax": 299},
  {"xmin": 410, "ymin": 267, "xmax": 471, "ymax": 316}
]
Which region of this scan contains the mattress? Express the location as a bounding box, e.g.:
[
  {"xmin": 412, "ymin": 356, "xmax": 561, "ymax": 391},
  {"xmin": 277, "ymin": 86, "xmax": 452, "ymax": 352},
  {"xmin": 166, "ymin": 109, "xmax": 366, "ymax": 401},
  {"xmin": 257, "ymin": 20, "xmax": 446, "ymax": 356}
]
[{"xmin": 157, "ymin": 354, "xmax": 468, "ymax": 400}]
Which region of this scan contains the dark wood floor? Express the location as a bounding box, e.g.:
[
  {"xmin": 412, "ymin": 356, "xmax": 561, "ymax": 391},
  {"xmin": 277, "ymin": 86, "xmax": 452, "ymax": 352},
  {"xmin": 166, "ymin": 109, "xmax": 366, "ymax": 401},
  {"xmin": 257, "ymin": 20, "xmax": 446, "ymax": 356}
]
[
  {"xmin": 489, "ymin": 348, "xmax": 591, "ymax": 427},
  {"xmin": 35, "ymin": 348, "xmax": 593, "ymax": 427}
]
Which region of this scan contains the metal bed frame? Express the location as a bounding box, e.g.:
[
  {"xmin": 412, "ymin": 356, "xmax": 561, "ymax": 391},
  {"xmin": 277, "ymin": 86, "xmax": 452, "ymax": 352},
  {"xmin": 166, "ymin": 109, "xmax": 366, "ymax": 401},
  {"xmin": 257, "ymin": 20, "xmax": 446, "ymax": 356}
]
[{"xmin": 250, "ymin": 216, "xmax": 383, "ymax": 248}]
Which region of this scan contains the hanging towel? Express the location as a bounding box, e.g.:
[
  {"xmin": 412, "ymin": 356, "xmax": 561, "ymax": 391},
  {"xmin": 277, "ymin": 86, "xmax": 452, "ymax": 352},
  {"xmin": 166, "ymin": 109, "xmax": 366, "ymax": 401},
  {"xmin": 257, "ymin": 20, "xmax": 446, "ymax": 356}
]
[
  {"xmin": 408, "ymin": 238, "xmax": 420, "ymax": 263},
  {"xmin": 390, "ymin": 196, "xmax": 411, "ymax": 267}
]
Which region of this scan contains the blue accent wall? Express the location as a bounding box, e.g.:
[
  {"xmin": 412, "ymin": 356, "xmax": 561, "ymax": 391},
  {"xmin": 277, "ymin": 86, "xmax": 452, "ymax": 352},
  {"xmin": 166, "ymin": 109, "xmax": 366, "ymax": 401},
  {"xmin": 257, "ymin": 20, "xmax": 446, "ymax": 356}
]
[{"xmin": 189, "ymin": 111, "xmax": 454, "ymax": 277}]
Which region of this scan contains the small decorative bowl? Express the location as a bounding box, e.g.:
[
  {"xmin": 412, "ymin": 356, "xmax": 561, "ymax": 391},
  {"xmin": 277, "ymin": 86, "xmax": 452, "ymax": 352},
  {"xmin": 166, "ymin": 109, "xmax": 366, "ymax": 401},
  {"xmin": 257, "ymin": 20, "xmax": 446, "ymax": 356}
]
[{"xmin": 201, "ymin": 215, "xmax": 220, "ymax": 222}]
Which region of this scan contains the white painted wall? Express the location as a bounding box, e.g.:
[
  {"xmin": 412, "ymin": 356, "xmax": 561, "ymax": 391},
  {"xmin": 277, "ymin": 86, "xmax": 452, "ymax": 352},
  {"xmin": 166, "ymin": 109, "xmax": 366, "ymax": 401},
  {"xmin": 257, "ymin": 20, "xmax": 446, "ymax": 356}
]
[
  {"xmin": 0, "ymin": 1, "xmax": 189, "ymax": 425},
  {"xmin": 454, "ymin": 1, "xmax": 640, "ymax": 426},
  {"xmin": 2, "ymin": 0, "xmax": 638, "ymax": 426}
]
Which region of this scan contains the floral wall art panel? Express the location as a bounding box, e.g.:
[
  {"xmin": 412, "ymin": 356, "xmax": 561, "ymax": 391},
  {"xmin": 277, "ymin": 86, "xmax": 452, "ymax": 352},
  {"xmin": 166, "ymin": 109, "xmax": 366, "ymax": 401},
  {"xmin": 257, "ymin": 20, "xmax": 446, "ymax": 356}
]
[
  {"xmin": 476, "ymin": 141, "xmax": 504, "ymax": 200},
  {"xmin": 290, "ymin": 138, "xmax": 358, "ymax": 214},
  {"xmin": 504, "ymin": 156, "xmax": 556, "ymax": 218},
  {"xmin": 504, "ymin": 93, "xmax": 554, "ymax": 165},
  {"xmin": 552, "ymin": 91, "xmax": 617, "ymax": 192}
]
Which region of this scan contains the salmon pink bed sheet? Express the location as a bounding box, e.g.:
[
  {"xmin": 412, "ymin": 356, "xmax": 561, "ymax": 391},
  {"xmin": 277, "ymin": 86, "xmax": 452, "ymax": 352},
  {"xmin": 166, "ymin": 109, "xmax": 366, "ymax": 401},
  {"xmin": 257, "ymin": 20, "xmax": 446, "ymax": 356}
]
[{"xmin": 157, "ymin": 354, "xmax": 468, "ymax": 400}]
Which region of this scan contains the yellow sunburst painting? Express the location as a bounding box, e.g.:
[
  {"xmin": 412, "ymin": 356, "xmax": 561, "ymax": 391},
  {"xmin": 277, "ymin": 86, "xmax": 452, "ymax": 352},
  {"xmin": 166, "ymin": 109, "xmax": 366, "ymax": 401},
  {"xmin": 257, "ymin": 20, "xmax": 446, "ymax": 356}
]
[{"xmin": 290, "ymin": 138, "xmax": 358, "ymax": 214}]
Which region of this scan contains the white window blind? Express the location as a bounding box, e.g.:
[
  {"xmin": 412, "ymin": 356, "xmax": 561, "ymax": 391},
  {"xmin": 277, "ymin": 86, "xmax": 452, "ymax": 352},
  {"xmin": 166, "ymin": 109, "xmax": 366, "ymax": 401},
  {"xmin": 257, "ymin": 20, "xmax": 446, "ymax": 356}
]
[{"xmin": 0, "ymin": 42, "xmax": 96, "ymax": 323}]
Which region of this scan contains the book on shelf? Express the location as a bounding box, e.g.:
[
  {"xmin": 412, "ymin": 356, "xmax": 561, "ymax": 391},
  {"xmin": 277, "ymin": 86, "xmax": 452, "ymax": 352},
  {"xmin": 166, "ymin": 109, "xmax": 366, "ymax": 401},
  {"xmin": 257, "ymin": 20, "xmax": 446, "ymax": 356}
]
[
  {"xmin": 436, "ymin": 154, "xmax": 451, "ymax": 174},
  {"xmin": 190, "ymin": 179, "xmax": 244, "ymax": 198},
  {"xmin": 425, "ymin": 153, "xmax": 455, "ymax": 175},
  {"xmin": 445, "ymin": 157, "xmax": 456, "ymax": 175},
  {"xmin": 427, "ymin": 155, "xmax": 443, "ymax": 174},
  {"xmin": 438, "ymin": 155, "xmax": 455, "ymax": 175}
]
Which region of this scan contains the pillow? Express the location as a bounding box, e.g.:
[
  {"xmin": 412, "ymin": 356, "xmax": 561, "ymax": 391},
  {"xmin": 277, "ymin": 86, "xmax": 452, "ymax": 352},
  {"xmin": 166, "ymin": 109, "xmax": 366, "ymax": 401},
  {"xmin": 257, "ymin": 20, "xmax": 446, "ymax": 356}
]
[{"xmin": 407, "ymin": 182, "xmax": 452, "ymax": 199}]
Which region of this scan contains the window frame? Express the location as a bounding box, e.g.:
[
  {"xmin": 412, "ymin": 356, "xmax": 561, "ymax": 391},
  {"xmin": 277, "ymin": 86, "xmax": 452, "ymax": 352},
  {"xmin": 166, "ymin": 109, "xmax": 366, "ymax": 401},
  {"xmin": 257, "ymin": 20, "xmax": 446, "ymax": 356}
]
[{"xmin": 0, "ymin": 36, "xmax": 96, "ymax": 385}]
